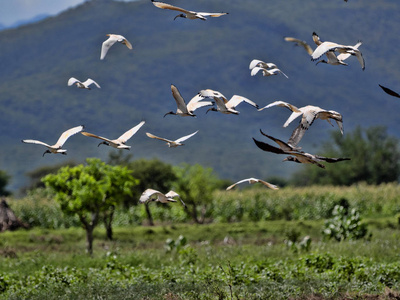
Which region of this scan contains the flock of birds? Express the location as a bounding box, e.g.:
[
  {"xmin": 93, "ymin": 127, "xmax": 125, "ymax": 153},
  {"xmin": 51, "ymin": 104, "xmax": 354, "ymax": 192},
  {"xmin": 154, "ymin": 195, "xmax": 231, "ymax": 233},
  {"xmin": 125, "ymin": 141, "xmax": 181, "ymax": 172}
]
[{"xmin": 19, "ymin": 0, "xmax": 399, "ymax": 206}]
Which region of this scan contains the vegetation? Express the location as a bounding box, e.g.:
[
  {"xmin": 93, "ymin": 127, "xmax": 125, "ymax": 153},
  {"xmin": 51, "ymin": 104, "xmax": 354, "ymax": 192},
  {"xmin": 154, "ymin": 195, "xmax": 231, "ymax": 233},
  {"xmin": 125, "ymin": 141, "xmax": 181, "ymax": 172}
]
[
  {"xmin": 42, "ymin": 158, "xmax": 137, "ymax": 253},
  {"xmin": 0, "ymin": 170, "xmax": 10, "ymax": 196},
  {"xmin": 291, "ymin": 126, "xmax": 400, "ymax": 186}
]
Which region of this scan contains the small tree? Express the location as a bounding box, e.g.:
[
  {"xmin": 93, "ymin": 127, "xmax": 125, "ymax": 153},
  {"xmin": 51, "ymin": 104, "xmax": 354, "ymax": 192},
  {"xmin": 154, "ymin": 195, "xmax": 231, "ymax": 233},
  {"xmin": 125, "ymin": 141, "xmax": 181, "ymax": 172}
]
[
  {"xmin": 173, "ymin": 163, "xmax": 221, "ymax": 224},
  {"xmin": 0, "ymin": 170, "xmax": 11, "ymax": 196},
  {"xmin": 43, "ymin": 158, "xmax": 137, "ymax": 254}
]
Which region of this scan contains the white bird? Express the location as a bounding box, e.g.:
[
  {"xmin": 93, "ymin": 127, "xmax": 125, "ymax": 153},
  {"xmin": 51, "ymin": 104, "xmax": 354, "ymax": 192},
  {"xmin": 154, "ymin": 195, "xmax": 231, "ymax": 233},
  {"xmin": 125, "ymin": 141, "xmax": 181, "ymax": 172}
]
[
  {"xmin": 146, "ymin": 130, "xmax": 198, "ymax": 147},
  {"xmin": 81, "ymin": 121, "xmax": 145, "ymax": 149},
  {"xmin": 251, "ymin": 67, "xmax": 289, "ymax": 78},
  {"xmin": 151, "ymin": 0, "xmax": 228, "ymax": 21},
  {"xmin": 22, "ymin": 125, "xmax": 84, "ymax": 156},
  {"xmin": 139, "ymin": 188, "xmax": 186, "ymax": 206},
  {"xmin": 164, "ymin": 84, "xmax": 213, "ymax": 117},
  {"xmin": 68, "ymin": 77, "xmax": 101, "ymax": 90},
  {"xmin": 311, "ymin": 32, "xmax": 365, "ymax": 70},
  {"xmin": 260, "ymin": 100, "xmax": 343, "ymax": 147},
  {"xmin": 100, "ymin": 34, "xmax": 132, "ymax": 60},
  {"xmin": 312, "ymin": 32, "xmax": 362, "ymax": 67},
  {"xmin": 249, "ymin": 59, "xmax": 277, "ymax": 70},
  {"xmin": 284, "ymin": 37, "xmax": 313, "ymax": 55},
  {"xmin": 198, "ymin": 89, "xmax": 259, "ymax": 115},
  {"xmin": 226, "ymin": 178, "xmax": 279, "ymax": 191}
]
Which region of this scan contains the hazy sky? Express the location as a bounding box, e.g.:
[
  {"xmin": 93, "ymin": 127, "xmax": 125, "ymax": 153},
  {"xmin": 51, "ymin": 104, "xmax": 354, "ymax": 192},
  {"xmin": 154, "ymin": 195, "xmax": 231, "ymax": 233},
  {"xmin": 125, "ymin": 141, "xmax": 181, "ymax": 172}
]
[{"xmin": 0, "ymin": 0, "xmax": 86, "ymax": 26}]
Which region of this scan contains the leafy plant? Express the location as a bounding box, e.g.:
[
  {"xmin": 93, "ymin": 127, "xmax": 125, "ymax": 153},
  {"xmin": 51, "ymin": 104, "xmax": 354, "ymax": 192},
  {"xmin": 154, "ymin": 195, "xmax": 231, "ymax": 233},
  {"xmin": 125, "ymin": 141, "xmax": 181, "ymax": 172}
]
[{"xmin": 322, "ymin": 205, "xmax": 369, "ymax": 242}]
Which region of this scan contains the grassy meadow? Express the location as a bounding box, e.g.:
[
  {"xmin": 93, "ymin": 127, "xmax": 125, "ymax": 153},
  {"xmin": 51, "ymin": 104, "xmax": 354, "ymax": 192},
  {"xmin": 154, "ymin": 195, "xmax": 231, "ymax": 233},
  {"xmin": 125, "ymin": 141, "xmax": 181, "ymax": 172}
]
[{"xmin": 1, "ymin": 184, "xmax": 400, "ymax": 299}]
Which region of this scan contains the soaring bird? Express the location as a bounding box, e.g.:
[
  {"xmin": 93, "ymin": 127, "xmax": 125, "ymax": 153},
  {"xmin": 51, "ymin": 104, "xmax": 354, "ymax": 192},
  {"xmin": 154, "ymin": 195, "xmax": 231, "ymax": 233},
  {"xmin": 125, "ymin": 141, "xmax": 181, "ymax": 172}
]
[
  {"xmin": 259, "ymin": 100, "xmax": 343, "ymax": 147},
  {"xmin": 226, "ymin": 178, "xmax": 279, "ymax": 190},
  {"xmin": 100, "ymin": 34, "xmax": 132, "ymax": 60},
  {"xmin": 139, "ymin": 188, "xmax": 186, "ymax": 206},
  {"xmin": 164, "ymin": 84, "xmax": 213, "ymax": 117},
  {"xmin": 151, "ymin": 0, "xmax": 228, "ymax": 21},
  {"xmin": 379, "ymin": 84, "xmax": 400, "ymax": 98},
  {"xmin": 146, "ymin": 130, "xmax": 198, "ymax": 147},
  {"xmin": 311, "ymin": 32, "xmax": 365, "ymax": 70},
  {"xmin": 284, "ymin": 37, "xmax": 314, "ymax": 55},
  {"xmin": 252, "ymin": 134, "xmax": 350, "ymax": 169},
  {"xmin": 312, "ymin": 32, "xmax": 362, "ymax": 67},
  {"xmin": 198, "ymin": 89, "xmax": 259, "ymax": 115},
  {"xmin": 249, "ymin": 59, "xmax": 288, "ymax": 78},
  {"xmin": 68, "ymin": 77, "xmax": 101, "ymax": 90},
  {"xmin": 81, "ymin": 121, "xmax": 145, "ymax": 149},
  {"xmin": 22, "ymin": 125, "xmax": 84, "ymax": 156}
]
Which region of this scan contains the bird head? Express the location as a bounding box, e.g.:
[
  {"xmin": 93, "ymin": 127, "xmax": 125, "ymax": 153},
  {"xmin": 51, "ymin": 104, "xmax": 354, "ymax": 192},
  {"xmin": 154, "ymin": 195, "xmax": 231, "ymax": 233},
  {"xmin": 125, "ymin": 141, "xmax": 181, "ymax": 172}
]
[
  {"xmin": 316, "ymin": 60, "xmax": 327, "ymax": 65},
  {"xmin": 98, "ymin": 141, "xmax": 109, "ymax": 147},
  {"xmin": 174, "ymin": 14, "xmax": 186, "ymax": 20},
  {"xmin": 42, "ymin": 150, "xmax": 51, "ymax": 157},
  {"xmin": 163, "ymin": 111, "xmax": 174, "ymax": 117},
  {"xmin": 206, "ymin": 107, "xmax": 217, "ymax": 114}
]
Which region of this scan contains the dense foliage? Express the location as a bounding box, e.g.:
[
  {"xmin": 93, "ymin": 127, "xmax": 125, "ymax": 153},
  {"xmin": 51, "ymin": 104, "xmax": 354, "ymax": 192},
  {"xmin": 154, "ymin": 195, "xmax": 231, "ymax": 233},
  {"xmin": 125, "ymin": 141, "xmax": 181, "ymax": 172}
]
[{"xmin": 0, "ymin": 170, "xmax": 10, "ymax": 196}]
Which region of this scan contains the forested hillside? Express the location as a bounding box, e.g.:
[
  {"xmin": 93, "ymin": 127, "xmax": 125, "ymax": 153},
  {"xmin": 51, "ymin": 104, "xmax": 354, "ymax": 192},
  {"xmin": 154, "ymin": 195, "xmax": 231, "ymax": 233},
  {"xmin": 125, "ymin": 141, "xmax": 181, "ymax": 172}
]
[{"xmin": 1, "ymin": 0, "xmax": 399, "ymax": 191}]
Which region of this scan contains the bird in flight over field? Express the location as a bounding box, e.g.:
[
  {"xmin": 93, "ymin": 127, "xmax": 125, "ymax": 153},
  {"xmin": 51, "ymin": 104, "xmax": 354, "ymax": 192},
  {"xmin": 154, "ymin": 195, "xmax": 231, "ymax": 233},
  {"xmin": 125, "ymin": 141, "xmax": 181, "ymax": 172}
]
[
  {"xmin": 164, "ymin": 84, "xmax": 213, "ymax": 117},
  {"xmin": 226, "ymin": 178, "xmax": 279, "ymax": 190},
  {"xmin": 198, "ymin": 89, "xmax": 259, "ymax": 115},
  {"xmin": 81, "ymin": 121, "xmax": 145, "ymax": 149},
  {"xmin": 68, "ymin": 77, "xmax": 101, "ymax": 89},
  {"xmin": 139, "ymin": 188, "xmax": 186, "ymax": 206},
  {"xmin": 151, "ymin": 0, "xmax": 228, "ymax": 20},
  {"xmin": 22, "ymin": 125, "xmax": 84, "ymax": 156},
  {"xmin": 100, "ymin": 34, "xmax": 132, "ymax": 60},
  {"xmin": 146, "ymin": 130, "xmax": 198, "ymax": 147}
]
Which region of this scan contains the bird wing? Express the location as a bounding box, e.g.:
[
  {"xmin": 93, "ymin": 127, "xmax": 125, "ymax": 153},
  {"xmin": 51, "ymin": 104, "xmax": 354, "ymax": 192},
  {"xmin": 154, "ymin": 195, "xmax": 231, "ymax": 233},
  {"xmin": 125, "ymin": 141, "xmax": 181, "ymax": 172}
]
[
  {"xmin": 82, "ymin": 78, "xmax": 101, "ymax": 89},
  {"xmin": 227, "ymin": 95, "xmax": 259, "ymax": 109},
  {"xmin": 175, "ymin": 130, "xmax": 198, "ymax": 143},
  {"xmin": 259, "ymin": 129, "xmax": 299, "ymax": 152},
  {"xmin": 379, "ymin": 84, "xmax": 400, "ymax": 98},
  {"xmin": 171, "ymin": 84, "xmax": 189, "ymax": 113},
  {"xmin": 267, "ymin": 68, "xmax": 289, "ymax": 79},
  {"xmin": 54, "ymin": 125, "xmax": 84, "ymax": 147},
  {"xmin": 252, "ymin": 138, "xmax": 287, "ymax": 154},
  {"xmin": 67, "ymin": 77, "xmax": 80, "ymax": 86},
  {"xmin": 250, "ymin": 67, "xmax": 265, "ymax": 76},
  {"xmin": 100, "ymin": 35, "xmax": 118, "ymax": 60},
  {"xmin": 197, "ymin": 12, "xmax": 228, "ymax": 18},
  {"xmin": 290, "ymin": 153, "xmax": 326, "ymax": 169},
  {"xmin": 354, "ymin": 50, "xmax": 365, "ymax": 70},
  {"xmin": 314, "ymin": 155, "xmax": 351, "ymax": 163},
  {"xmin": 287, "ymin": 124, "xmax": 307, "ymax": 148},
  {"xmin": 118, "ymin": 121, "xmax": 145, "ymax": 143},
  {"xmin": 249, "ymin": 59, "xmax": 264, "ymax": 69},
  {"xmin": 21, "ymin": 139, "xmax": 52, "ymax": 148},
  {"xmin": 311, "ymin": 42, "xmax": 345, "ymax": 61},
  {"xmin": 337, "ymin": 41, "xmax": 362, "ymax": 61},
  {"xmin": 146, "ymin": 132, "xmax": 173, "ymax": 144},
  {"xmin": 258, "ymin": 179, "xmax": 280, "ymax": 190},
  {"xmin": 285, "ymin": 37, "xmax": 314, "ymax": 55},
  {"xmin": 283, "ymin": 111, "xmax": 304, "ymax": 127},
  {"xmin": 139, "ymin": 188, "xmax": 161, "ymax": 203},
  {"xmin": 226, "ymin": 178, "xmax": 252, "ymax": 190},
  {"xmin": 81, "ymin": 131, "xmax": 114, "ymax": 144},
  {"xmin": 151, "ymin": 1, "xmax": 191, "ymax": 14},
  {"xmin": 198, "ymin": 89, "xmax": 226, "ymax": 101},
  {"xmin": 186, "ymin": 94, "xmax": 213, "ymax": 112},
  {"xmin": 258, "ymin": 100, "xmax": 300, "ymax": 112},
  {"xmin": 165, "ymin": 190, "xmax": 185, "ymax": 206},
  {"xmin": 122, "ymin": 38, "xmax": 133, "ymax": 49}
]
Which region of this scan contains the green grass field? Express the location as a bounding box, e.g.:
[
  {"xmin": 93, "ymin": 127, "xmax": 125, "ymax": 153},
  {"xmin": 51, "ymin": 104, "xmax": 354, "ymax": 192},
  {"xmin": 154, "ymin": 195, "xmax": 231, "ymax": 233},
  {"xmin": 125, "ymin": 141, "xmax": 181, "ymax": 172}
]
[{"xmin": 1, "ymin": 184, "xmax": 400, "ymax": 299}]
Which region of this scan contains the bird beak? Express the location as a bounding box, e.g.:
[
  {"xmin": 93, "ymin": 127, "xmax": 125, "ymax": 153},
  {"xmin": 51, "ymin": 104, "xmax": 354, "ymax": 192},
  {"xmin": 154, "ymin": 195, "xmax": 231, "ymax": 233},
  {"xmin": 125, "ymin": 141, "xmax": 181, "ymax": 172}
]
[
  {"xmin": 98, "ymin": 142, "xmax": 104, "ymax": 147},
  {"xmin": 163, "ymin": 111, "xmax": 172, "ymax": 118}
]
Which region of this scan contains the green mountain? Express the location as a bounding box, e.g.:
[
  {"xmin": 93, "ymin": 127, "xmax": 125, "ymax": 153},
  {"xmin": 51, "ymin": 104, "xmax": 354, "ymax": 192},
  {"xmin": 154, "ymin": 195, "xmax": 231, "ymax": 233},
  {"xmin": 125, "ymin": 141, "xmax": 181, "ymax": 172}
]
[{"xmin": 1, "ymin": 0, "xmax": 400, "ymax": 192}]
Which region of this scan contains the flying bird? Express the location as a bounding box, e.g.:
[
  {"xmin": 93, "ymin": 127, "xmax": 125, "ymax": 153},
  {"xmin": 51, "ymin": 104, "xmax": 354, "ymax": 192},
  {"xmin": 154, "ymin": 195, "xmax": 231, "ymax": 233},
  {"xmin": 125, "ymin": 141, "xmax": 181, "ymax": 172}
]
[
  {"xmin": 226, "ymin": 178, "xmax": 279, "ymax": 190},
  {"xmin": 22, "ymin": 125, "xmax": 84, "ymax": 156},
  {"xmin": 312, "ymin": 32, "xmax": 362, "ymax": 67},
  {"xmin": 259, "ymin": 100, "xmax": 343, "ymax": 147},
  {"xmin": 311, "ymin": 32, "xmax": 365, "ymax": 70},
  {"xmin": 67, "ymin": 77, "xmax": 101, "ymax": 90},
  {"xmin": 379, "ymin": 84, "xmax": 400, "ymax": 98},
  {"xmin": 146, "ymin": 130, "xmax": 198, "ymax": 147},
  {"xmin": 198, "ymin": 89, "xmax": 259, "ymax": 115},
  {"xmin": 100, "ymin": 34, "xmax": 132, "ymax": 60},
  {"xmin": 151, "ymin": 0, "xmax": 228, "ymax": 21},
  {"xmin": 81, "ymin": 121, "xmax": 145, "ymax": 149},
  {"xmin": 249, "ymin": 59, "xmax": 288, "ymax": 78},
  {"xmin": 284, "ymin": 37, "xmax": 313, "ymax": 55},
  {"xmin": 164, "ymin": 84, "xmax": 213, "ymax": 117},
  {"xmin": 139, "ymin": 188, "xmax": 186, "ymax": 206},
  {"xmin": 252, "ymin": 134, "xmax": 350, "ymax": 169}
]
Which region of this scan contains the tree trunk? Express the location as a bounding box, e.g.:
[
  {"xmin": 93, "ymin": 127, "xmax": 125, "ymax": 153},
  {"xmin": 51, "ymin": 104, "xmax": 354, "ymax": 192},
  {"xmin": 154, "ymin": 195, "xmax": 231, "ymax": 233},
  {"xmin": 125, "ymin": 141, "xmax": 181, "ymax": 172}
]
[
  {"xmin": 103, "ymin": 206, "xmax": 115, "ymax": 240},
  {"xmin": 79, "ymin": 212, "xmax": 99, "ymax": 255},
  {"xmin": 145, "ymin": 203, "xmax": 154, "ymax": 226},
  {"xmin": 185, "ymin": 203, "xmax": 201, "ymax": 224}
]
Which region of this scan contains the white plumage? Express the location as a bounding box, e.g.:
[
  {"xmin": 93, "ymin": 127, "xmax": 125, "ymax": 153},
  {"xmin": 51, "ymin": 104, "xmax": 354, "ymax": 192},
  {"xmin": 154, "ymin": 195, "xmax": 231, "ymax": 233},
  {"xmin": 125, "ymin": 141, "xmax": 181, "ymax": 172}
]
[
  {"xmin": 22, "ymin": 125, "xmax": 84, "ymax": 156},
  {"xmin": 139, "ymin": 188, "xmax": 186, "ymax": 206},
  {"xmin": 68, "ymin": 77, "xmax": 101, "ymax": 89},
  {"xmin": 81, "ymin": 121, "xmax": 145, "ymax": 149},
  {"xmin": 226, "ymin": 178, "xmax": 279, "ymax": 191},
  {"xmin": 100, "ymin": 34, "xmax": 132, "ymax": 60},
  {"xmin": 146, "ymin": 130, "xmax": 198, "ymax": 147}
]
